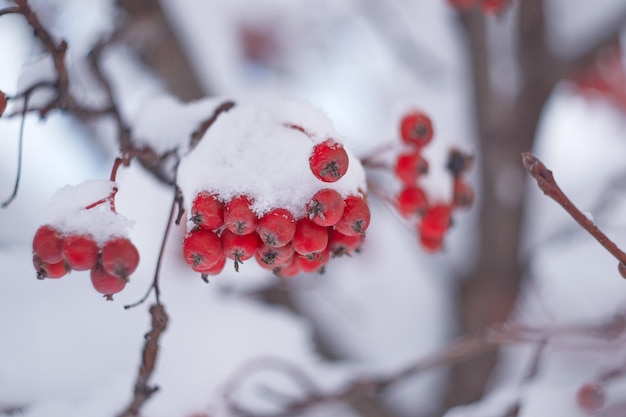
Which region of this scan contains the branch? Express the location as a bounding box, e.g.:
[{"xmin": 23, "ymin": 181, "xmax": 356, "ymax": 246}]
[
  {"xmin": 116, "ymin": 303, "xmax": 169, "ymax": 417},
  {"xmin": 522, "ymin": 153, "xmax": 626, "ymax": 278}
]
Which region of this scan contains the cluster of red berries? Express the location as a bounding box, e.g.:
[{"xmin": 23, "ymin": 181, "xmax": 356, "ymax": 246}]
[
  {"xmin": 32, "ymin": 225, "xmax": 139, "ymax": 299},
  {"xmin": 393, "ymin": 111, "xmax": 474, "ymax": 252},
  {"xmin": 571, "ymin": 44, "xmax": 626, "ymax": 112},
  {"xmin": 447, "ymin": 0, "xmax": 511, "ymax": 14},
  {"xmin": 183, "ymin": 138, "xmax": 369, "ymax": 279}
]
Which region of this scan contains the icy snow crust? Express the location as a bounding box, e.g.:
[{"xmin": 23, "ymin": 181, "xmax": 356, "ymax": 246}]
[{"xmin": 135, "ymin": 96, "xmax": 367, "ymax": 219}]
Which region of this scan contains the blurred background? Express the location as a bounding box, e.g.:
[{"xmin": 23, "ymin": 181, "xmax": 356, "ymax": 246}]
[{"xmin": 1, "ymin": 0, "xmax": 626, "ymax": 416}]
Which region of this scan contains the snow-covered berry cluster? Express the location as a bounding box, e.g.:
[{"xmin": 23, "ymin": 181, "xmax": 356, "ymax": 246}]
[
  {"xmin": 447, "ymin": 0, "xmax": 511, "ymax": 14},
  {"xmin": 31, "ymin": 180, "xmax": 138, "ymax": 300},
  {"xmin": 173, "ymin": 98, "xmax": 369, "ymax": 279},
  {"xmin": 393, "ymin": 110, "xmax": 474, "ymax": 252}
]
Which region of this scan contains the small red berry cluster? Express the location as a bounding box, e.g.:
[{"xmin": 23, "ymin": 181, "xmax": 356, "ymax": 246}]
[
  {"xmin": 183, "ymin": 138, "xmax": 370, "ymax": 279},
  {"xmin": 32, "ymin": 225, "xmax": 139, "ymax": 300},
  {"xmin": 570, "ymin": 43, "xmax": 626, "ymax": 112},
  {"xmin": 447, "ymin": 0, "xmax": 511, "ymax": 14},
  {"xmin": 393, "ymin": 111, "xmax": 474, "ymax": 252}
]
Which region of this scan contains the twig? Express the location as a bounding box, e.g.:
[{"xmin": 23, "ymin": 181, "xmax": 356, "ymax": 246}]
[
  {"xmin": 189, "ymin": 101, "xmax": 236, "ymax": 150},
  {"xmin": 1, "ymin": 93, "xmax": 29, "ymax": 208},
  {"xmin": 116, "ymin": 303, "xmax": 169, "ymax": 417},
  {"xmin": 522, "ymin": 153, "xmax": 626, "ymax": 277}
]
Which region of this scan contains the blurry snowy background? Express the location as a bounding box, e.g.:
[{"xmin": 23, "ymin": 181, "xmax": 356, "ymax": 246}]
[{"xmin": 1, "ymin": 0, "xmax": 626, "ymax": 416}]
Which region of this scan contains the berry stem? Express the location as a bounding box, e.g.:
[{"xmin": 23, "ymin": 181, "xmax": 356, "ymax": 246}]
[
  {"xmin": 522, "ymin": 152, "xmax": 626, "ymax": 276},
  {"xmin": 1, "ymin": 92, "xmax": 29, "ymax": 208}
]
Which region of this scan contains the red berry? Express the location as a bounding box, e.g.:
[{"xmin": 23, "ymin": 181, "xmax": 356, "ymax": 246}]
[
  {"xmin": 256, "ymin": 208, "xmax": 296, "ymax": 247},
  {"xmin": 33, "ymin": 225, "xmax": 64, "ymax": 264},
  {"xmin": 394, "ymin": 151, "xmax": 429, "ymax": 186},
  {"xmin": 101, "ymin": 237, "xmax": 140, "ymax": 279},
  {"xmin": 183, "ymin": 229, "xmax": 223, "ymax": 272},
  {"xmin": 191, "ymin": 192, "xmax": 224, "ymax": 230},
  {"xmin": 306, "ymin": 188, "xmax": 345, "ymax": 227},
  {"xmin": 420, "ymin": 204, "xmax": 452, "ymax": 239},
  {"xmin": 309, "ymin": 139, "xmax": 349, "ymax": 183},
  {"xmin": 62, "ymin": 234, "xmax": 99, "ymax": 271},
  {"xmin": 453, "ymin": 179, "xmax": 474, "ymax": 208},
  {"xmin": 396, "ymin": 186, "xmax": 428, "ymax": 217},
  {"xmin": 292, "ymin": 219, "xmax": 329, "ymax": 256},
  {"xmin": 334, "ymin": 195, "xmax": 371, "ymax": 236},
  {"xmin": 0, "ymin": 91, "xmax": 6, "ymax": 117},
  {"xmin": 419, "ymin": 232, "xmax": 444, "ymax": 252},
  {"xmin": 91, "ymin": 264, "xmax": 126, "ymax": 299},
  {"xmin": 256, "ymin": 242, "xmax": 294, "ymax": 269},
  {"xmin": 274, "ymin": 256, "xmax": 301, "ymax": 278},
  {"xmin": 480, "ymin": 0, "xmax": 509, "ymax": 14},
  {"xmin": 399, "ymin": 111, "xmax": 433, "ymax": 148},
  {"xmin": 202, "ymin": 252, "xmax": 227, "ymax": 277},
  {"xmin": 33, "ymin": 255, "xmax": 68, "ymax": 279},
  {"xmin": 221, "ymin": 229, "xmax": 259, "ymax": 268},
  {"xmin": 576, "ymin": 383, "xmax": 606, "ymax": 413},
  {"xmin": 328, "ymin": 229, "xmax": 364, "ymax": 256},
  {"xmin": 299, "ymin": 247, "xmax": 330, "ymax": 273},
  {"xmin": 224, "ymin": 195, "xmax": 258, "ymax": 235}
]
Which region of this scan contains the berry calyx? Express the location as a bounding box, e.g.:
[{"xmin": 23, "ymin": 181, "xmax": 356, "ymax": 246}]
[
  {"xmin": 576, "ymin": 382, "xmax": 606, "ymax": 413},
  {"xmin": 191, "ymin": 192, "xmax": 224, "ymax": 230},
  {"xmin": 101, "ymin": 237, "xmax": 140, "ymax": 280},
  {"xmin": 334, "ymin": 195, "xmax": 371, "ymax": 236},
  {"xmin": 256, "ymin": 242, "xmax": 295, "ymax": 269},
  {"xmin": 298, "ymin": 247, "xmax": 330, "ymax": 273},
  {"xmin": 0, "ymin": 91, "xmax": 6, "ymax": 117},
  {"xmin": 394, "ymin": 151, "xmax": 429, "ymax": 186},
  {"xmin": 306, "ymin": 188, "xmax": 345, "ymax": 227},
  {"xmin": 62, "ymin": 234, "xmax": 99, "ymax": 271},
  {"xmin": 396, "ymin": 186, "xmax": 428, "ymax": 217},
  {"xmin": 221, "ymin": 229, "xmax": 259, "ymax": 270},
  {"xmin": 91, "ymin": 264, "xmax": 127, "ymax": 300},
  {"xmin": 256, "ymin": 208, "xmax": 296, "ymax": 247},
  {"xmin": 399, "ymin": 111, "xmax": 433, "ymax": 148},
  {"xmin": 224, "ymin": 196, "xmax": 258, "ymax": 235},
  {"xmin": 328, "ymin": 229, "xmax": 364, "ymax": 256},
  {"xmin": 292, "ymin": 219, "xmax": 329, "ymax": 256},
  {"xmin": 274, "ymin": 256, "xmax": 301, "ymax": 278},
  {"xmin": 33, "ymin": 255, "xmax": 69, "ymax": 279},
  {"xmin": 309, "ymin": 139, "xmax": 349, "ymax": 183},
  {"xmin": 183, "ymin": 229, "xmax": 223, "ymax": 272},
  {"xmin": 33, "ymin": 225, "xmax": 64, "ymax": 264}
]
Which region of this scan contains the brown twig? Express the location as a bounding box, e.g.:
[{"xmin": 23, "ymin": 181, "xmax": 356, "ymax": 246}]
[
  {"xmin": 189, "ymin": 101, "xmax": 236, "ymax": 150},
  {"xmin": 522, "ymin": 152, "xmax": 626, "ymax": 277},
  {"xmin": 1, "ymin": 93, "xmax": 29, "ymax": 208},
  {"xmin": 116, "ymin": 303, "xmax": 169, "ymax": 417}
]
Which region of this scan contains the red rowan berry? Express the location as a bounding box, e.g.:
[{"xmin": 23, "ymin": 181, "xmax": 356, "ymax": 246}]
[
  {"xmin": 191, "ymin": 192, "xmax": 224, "ymax": 230},
  {"xmin": 334, "ymin": 195, "xmax": 371, "ymax": 236},
  {"xmin": 256, "ymin": 208, "xmax": 296, "ymax": 247},
  {"xmin": 274, "ymin": 256, "xmax": 301, "ymax": 278},
  {"xmin": 224, "ymin": 195, "xmax": 258, "ymax": 235},
  {"xmin": 101, "ymin": 237, "xmax": 140, "ymax": 279},
  {"xmin": 292, "ymin": 219, "xmax": 329, "ymax": 256},
  {"xmin": 299, "ymin": 247, "xmax": 330, "ymax": 273},
  {"xmin": 419, "ymin": 232, "xmax": 444, "ymax": 252},
  {"xmin": 480, "ymin": 0, "xmax": 509, "ymax": 14},
  {"xmin": 33, "ymin": 225, "xmax": 64, "ymax": 264},
  {"xmin": 62, "ymin": 234, "xmax": 99, "ymax": 271},
  {"xmin": 395, "ymin": 151, "xmax": 429, "ymax": 186},
  {"xmin": 183, "ymin": 229, "xmax": 223, "ymax": 272},
  {"xmin": 420, "ymin": 204, "xmax": 452, "ymax": 239},
  {"xmin": 33, "ymin": 255, "xmax": 69, "ymax": 279},
  {"xmin": 396, "ymin": 186, "xmax": 428, "ymax": 217},
  {"xmin": 256, "ymin": 242, "xmax": 294, "ymax": 269},
  {"xmin": 576, "ymin": 383, "xmax": 606, "ymax": 413},
  {"xmin": 306, "ymin": 188, "xmax": 345, "ymax": 227},
  {"xmin": 453, "ymin": 178, "xmax": 474, "ymax": 208},
  {"xmin": 328, "ymin": 229, "xmax": 364, "ymax": 256},
  {"xmin": 221, "ymin": 229, "xmax": 259, "ymax": 269},
  {"xmin": 309, "ymin": 139, "xmax": 349, "ymax": 183},
  {"xmin": 399, "ymin": 111, "xmax": 433, "ymax": 148},
  {"xmin": 91, "ymin": 264, "xmax": 127, "ymax": 300},
  {"xmin": 202, "ymin": 252, "xmax": 226, "ymax": 278},
  {"xmin": 0, "ymin": 91, "xmax": 6, "ymax": 117}
]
